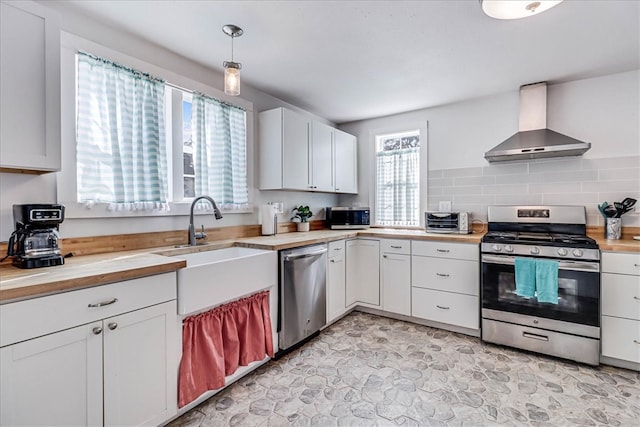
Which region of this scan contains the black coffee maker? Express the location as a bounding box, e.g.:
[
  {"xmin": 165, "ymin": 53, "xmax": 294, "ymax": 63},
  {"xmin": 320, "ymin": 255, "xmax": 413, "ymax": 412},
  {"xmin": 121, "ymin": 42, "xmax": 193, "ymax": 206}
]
[{"xmin": 7, "ymin": 204, "xmax": 65, "ymax": 269}]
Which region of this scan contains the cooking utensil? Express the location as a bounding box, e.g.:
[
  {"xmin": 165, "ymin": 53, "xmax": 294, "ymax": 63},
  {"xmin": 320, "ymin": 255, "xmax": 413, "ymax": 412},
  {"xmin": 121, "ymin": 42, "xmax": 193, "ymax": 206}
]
[
  {"xmin": 621, "ymin": 197, "xmax": 637, "ymax": 210},
  {"xmin": 597, "ymin": 204, "xmax": 607, "ymax": 218},
  {"xmin": 614, "ymin": 202, "xmax": 625, "ymax": 217},
  {"xmin": 603, "ymin": 204, "xmax": 618, "ymax": 218}
]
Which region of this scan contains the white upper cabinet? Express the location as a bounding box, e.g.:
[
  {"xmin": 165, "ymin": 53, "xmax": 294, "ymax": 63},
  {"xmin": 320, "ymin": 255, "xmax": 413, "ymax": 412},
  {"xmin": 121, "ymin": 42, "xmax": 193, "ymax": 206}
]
[
  {"xmin": 310, "ymin": 121, "xmax": 334, "ymax": 192},
  {"xmin": 334, "ymin": 129, "xmax": 358, "ymax": 194},
  {"xmin": 259, "ymin": 107, "xmax": 357, "ymax": 194},
  {"xmin": 0, "ymin": 0, "xmax": 61, "ymax": 173}
]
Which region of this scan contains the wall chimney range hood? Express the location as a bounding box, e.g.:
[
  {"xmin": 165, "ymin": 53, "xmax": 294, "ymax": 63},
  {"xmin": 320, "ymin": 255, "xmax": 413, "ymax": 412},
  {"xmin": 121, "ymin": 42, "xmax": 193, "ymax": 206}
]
[{"xmin": 484, "ymin": 82, "xmax": 591, "ymax": 162}]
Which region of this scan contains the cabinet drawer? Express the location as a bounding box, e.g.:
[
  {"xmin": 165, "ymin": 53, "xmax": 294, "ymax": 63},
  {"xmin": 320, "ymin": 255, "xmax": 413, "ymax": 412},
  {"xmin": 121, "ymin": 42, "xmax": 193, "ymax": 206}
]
[
  {"xmin": 602, "ymin": 273, "xmax": 640, "ymax": 320},
  {"xmin": 412, "ymin": 287, "xmax": 478, "ymax": 330},
  {"xmin": 412, "ymin": 256, "xmax": 479, "ymax": 296},
  {"xmin": 411, "ymin": 241, "xmax": 478, "ymax": 261},
  {"xmin": 601, "ymin": 316, "xmax": 640, "ymax": 363},
  {"xmin": 1, "ymin": 273, "xmax": 176, "ymax": 347},
  {"xmin": 328, "ymin": 240, "xmax": 345, "ymax": 258},
  {"xmin": 381, "ymin": 239, "xmax": 411, "ymax": 255},
  {"xmin": 602, "ymin": 252, "xmax": 640, "ymax": 276}
]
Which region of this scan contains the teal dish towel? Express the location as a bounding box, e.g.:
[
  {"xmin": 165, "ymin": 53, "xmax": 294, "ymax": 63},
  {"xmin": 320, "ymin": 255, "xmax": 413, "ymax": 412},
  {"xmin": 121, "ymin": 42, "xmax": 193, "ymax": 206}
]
[
  {"xmin": 515, "ymin": 258, "xmax": 536, "ymax": 298},
  {"xmin": 536, "ymin": 259, "xmax": 559, "ymax": 304}
]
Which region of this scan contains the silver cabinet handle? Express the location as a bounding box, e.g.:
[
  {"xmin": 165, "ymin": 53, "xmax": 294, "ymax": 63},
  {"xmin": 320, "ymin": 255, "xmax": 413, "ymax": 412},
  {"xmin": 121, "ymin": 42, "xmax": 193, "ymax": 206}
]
[
  {"xmin": 436, "ymin": 273, "xmax": 450, "ymax": 278},
  {"xmin": 330, "ymin": 259, "xmax": 335, "ymax": 263},
  {"xmin": 634, "ymin": 264, "xmax": 640, "ymax": 268},
  {"xmin": 523, "ymin": 331, "xmax": 549, "ymax": 341},
  {"xmin": 633, "ymin": 340, "xmax": 640, "ymax": 345},
  {"xmin": 92, "ymin": 326, "xmax": 103, "ymax": 335},
  {"xmin": 383, "ymin": 255, "xmax": 388, "ymax": 258},
  {"xmin": 436, "ymin": 249, "xmax": 450, "ymax": 253},
  {"xmin": 88, "ymin": 298, "xmax": 118, "ymax": 308},
  {"xmin": 333, "ymin": 247, "xmax": 343, "ymax": 251},
  {"xmin": 634, "ymin": 296, "xmax": 640, "ymax": 301},
  {"xmin": 436, "ymin": 305, "xmax": 450, "ymax": 310},
  {"xmin": 390, "ymin": 245, "xmax": 402, "ymax": 249},
  {"xmin": 108, "ymin": 322, "xmax": 118, "ymax": 330}
]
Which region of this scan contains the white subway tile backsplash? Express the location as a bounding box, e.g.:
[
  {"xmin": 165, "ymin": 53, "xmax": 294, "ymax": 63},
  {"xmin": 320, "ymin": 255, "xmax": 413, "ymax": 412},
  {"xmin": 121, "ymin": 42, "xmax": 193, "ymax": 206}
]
[
  {"xmin": 482, "ymin": 163, "xmax": 528, "ymax": 176},
  {"xmin": 428, "ymin": 155, "xmax": 638, "ymax": 225},
  {"xmin": 442, "ymin": 167, "xmax": 484, "ymax": 177},
  {"xmin": 529, "ymin": 182, "xmax": 582, "ymax": 194},
  {"xmin": 455, "ymin": 175, "xmax": 496, "ymax": 186}
]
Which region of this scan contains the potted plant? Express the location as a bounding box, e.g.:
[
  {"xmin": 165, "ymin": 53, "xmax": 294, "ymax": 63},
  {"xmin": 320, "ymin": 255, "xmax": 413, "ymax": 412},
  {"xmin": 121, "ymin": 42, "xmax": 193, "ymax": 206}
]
[{"xmin": 291, "ymin": 205, "xmax": 313, "ymax": 232}]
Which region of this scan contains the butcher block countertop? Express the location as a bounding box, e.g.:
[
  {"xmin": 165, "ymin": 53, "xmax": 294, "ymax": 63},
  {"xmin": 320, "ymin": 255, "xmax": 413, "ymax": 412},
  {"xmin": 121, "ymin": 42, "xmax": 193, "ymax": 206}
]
[{"xmin": 1, "ymin": 226, "xmax": 637, "ymax": 304}]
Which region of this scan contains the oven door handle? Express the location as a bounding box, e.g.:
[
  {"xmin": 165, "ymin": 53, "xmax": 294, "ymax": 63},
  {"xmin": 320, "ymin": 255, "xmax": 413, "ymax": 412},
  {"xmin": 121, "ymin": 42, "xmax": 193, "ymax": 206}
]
[{"xmin": 481, "ymin": 254, "xmax": 600, "ymax": 273}]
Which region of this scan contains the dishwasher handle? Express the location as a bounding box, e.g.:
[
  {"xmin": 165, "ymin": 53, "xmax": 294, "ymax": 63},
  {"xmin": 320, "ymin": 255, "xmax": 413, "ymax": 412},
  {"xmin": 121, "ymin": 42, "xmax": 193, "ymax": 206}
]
[{"xmin": 283, "ymin": 248, "xmax": 327, "ymax": 261}]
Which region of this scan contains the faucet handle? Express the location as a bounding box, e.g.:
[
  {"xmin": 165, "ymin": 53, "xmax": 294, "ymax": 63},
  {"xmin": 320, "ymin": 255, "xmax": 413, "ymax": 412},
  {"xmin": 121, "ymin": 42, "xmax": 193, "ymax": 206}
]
[{"xmin": 195, "ymin": 225, "xmax": 207, "ymax": 240}]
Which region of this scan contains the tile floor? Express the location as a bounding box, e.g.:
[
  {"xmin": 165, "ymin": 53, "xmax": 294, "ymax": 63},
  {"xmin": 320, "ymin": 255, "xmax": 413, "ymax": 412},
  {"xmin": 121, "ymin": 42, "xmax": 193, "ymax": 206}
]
[{"xmin": 167, "ymin": 312, "xmax": 640, "ymax": 426}]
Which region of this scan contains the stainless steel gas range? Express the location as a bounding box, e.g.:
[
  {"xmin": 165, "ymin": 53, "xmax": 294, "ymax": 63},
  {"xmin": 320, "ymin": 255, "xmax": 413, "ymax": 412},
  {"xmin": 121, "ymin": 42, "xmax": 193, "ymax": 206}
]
[{"xmin": 481, "ymin": 205, "xmax": 600, "ymax": 366}]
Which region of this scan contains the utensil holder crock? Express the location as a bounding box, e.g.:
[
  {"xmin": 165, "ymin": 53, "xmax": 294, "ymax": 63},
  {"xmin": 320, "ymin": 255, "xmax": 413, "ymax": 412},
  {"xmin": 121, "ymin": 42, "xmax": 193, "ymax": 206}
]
[{"xmin": 605, "ymin": 217, "xmax": 622, "ymax": 240}]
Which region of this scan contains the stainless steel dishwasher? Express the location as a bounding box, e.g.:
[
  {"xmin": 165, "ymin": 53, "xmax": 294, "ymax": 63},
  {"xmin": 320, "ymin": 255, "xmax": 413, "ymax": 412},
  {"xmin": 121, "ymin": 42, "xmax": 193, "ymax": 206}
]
[{"xmin": 279, "ymin": 243, "xmax": 327, "ymax": 352}]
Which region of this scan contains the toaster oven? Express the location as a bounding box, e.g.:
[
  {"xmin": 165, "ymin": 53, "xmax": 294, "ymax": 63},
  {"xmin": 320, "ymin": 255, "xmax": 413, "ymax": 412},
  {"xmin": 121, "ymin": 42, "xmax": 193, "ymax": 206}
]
[{"xmin": 425, "ymin": 212, "xmax": 471, "ymax": 234}]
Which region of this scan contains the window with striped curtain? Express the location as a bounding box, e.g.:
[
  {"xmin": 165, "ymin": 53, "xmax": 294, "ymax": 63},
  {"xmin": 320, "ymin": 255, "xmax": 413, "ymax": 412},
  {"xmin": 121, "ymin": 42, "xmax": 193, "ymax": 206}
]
[
  {"xmin": 191, "ymin": 93, "xmax": 248, "ymax": 209},
  {"xmin": 76, "ymin": 51, "xmax": 169, "ymax": 211},
  {"xmin": 375, "ymin": 130, "xmax": 420, "ymax": 227}
]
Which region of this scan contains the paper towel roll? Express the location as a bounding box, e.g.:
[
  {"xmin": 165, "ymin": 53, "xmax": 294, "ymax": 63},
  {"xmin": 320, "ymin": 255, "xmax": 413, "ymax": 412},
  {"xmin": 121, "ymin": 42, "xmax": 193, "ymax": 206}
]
[{"xmin": 260, "ymin": 204, "xmax": 277, "ymax": 235}]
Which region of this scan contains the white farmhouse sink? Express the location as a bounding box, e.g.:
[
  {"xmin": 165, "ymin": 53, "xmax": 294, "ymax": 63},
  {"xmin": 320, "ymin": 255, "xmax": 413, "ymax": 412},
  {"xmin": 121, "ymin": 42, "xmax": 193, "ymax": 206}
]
[{"xmin": 172, "ymin": 247, "xmax": 277, "ymax": 315}]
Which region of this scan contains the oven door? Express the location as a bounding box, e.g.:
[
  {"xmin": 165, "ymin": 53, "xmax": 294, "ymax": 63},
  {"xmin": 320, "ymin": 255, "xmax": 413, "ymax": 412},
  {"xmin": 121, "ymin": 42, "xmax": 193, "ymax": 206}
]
[{"xmin": 481, "ymin": 254, "xmax": 600, "ymax": 327}]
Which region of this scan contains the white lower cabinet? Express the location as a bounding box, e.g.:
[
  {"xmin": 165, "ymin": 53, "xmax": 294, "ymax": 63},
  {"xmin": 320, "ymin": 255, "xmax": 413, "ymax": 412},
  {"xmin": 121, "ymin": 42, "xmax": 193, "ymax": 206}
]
[
  {"xmin": 600, "ymin": 252, "xmax": 640, "ymax": 366},
  {"xmin": 0, "ymin": 273, "xmax": 178, "ymax": 426},
  {"xmin": 410, "ymin": 240, "xmax": 479, "ymax": 331},
  {"xmin": 346, "ymin": 238, "xmax": 380, "ymax": 306},
  {"xmin": 381, "ymin": 239, "xmax": 411, "ymax": 316},
  {"xmin": 327, "ymin": 240, "xmax": 347, "ymax": 323}
]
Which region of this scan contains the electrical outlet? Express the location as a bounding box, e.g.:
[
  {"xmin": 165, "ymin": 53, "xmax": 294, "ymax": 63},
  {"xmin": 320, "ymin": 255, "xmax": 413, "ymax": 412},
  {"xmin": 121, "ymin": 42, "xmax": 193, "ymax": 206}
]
[{"xmin": 439, "ymin": 201, "xmax": 452, "ymax": 212}]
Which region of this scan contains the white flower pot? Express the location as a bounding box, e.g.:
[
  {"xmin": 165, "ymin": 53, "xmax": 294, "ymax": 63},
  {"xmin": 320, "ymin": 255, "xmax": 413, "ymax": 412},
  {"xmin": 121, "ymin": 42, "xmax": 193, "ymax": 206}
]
[{"xmin": 296, "ymin": 222, "xmax": 310, "ymax": 232}]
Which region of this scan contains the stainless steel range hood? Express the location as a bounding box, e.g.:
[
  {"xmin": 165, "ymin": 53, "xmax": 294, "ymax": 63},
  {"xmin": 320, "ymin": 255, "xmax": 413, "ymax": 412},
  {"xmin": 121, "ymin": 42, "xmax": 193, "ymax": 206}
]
[{"xmin": 484, "ymin": 82, "xmax": 591, "ymax": 162}]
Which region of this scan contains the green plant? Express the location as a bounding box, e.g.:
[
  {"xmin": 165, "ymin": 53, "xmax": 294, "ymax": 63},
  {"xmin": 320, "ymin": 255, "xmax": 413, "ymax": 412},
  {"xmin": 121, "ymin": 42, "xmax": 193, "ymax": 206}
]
[{"xmin": 291, "ymin": 205, "xmax": 313, "ymax": 223}]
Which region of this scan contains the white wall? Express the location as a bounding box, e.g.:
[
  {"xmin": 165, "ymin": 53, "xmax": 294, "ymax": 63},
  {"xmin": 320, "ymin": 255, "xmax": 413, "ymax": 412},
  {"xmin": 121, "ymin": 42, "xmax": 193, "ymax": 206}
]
[
  {"xmin": 0, "ymin": 3, "xmax": 338, "ymax": 240},
  {"xmin": 339, "ymin": 70, "xmax": 640, "ymax": 227}
]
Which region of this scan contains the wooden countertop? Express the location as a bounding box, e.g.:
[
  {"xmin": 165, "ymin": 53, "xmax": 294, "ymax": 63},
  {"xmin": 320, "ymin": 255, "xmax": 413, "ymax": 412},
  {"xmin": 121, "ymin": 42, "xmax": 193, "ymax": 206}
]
[
  {"xmin": 0, "ymin": 252, "xmax": 185, "ymax": 303},
  {"xmin": 1, "ymin": 226, "xmax": 636, "ymax": 304}
]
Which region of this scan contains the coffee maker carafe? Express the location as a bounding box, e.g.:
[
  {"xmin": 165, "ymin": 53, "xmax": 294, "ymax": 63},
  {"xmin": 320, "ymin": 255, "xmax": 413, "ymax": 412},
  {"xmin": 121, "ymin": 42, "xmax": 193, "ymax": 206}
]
[{"xmin": 7, "ymin": 204, "xmax": 65, "ymax": 269}]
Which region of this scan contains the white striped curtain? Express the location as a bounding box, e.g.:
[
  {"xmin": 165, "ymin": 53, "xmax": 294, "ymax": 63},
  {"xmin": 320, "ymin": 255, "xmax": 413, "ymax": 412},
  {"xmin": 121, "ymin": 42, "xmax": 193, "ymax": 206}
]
[
  {"xmin": 76, "ymin": 52, "xmax": 169, "ymax": 211},
  {"xmin": 191, "ymin": 93, "xmax": 248, "ymax": 208},
  {"xmin": 376, "ymin": 147, "xmax": 420, "ymax": 226}
]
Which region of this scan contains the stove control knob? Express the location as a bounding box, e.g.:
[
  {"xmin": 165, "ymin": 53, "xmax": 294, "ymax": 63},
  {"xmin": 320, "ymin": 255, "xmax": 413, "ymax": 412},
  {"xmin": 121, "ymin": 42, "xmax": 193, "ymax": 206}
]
[
  {"xmin": 572, "ymin": 249, "xmax": 584, "ymax": 258},
  {"xmin": 504, "ymin": 245, "xmax": 514, "ymax": 253},
  {"xmin": 530, "ymin": 246, "xmax": 540, "ymax": 255},
  {"xmin": 492, "ymin": 244, "xmax": 502, "ymax": 252},
  {"xmin": 557, "ymin": 248, "xmax": 568, "ymax": 256}
]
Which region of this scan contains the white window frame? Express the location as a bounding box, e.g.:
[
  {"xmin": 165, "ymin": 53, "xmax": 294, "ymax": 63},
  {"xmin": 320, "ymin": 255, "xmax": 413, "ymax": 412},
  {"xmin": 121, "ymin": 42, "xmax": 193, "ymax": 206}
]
[
  {"xmin": 370, "ymin": 122, "xmax": 429, "ymax": 228},
  {"xmin": 58, "ymin": 32, "xmax": 254, "ymax": 219}
]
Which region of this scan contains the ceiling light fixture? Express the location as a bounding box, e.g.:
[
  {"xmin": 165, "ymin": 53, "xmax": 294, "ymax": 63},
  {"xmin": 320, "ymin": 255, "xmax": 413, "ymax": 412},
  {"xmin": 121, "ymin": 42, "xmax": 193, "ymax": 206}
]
[
  {"xmin": 480, "ymin": 0, "xmax": 564, "ymax": 20},
  {"xmin": 222, "ymin": 24, "xmax": 243, "ymax": 96}
]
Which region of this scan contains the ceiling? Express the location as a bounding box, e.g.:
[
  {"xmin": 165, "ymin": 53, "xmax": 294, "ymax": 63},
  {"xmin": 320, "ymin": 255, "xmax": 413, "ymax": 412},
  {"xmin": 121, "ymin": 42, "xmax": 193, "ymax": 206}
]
[{"xmin": 47, "ymin": 1, "xmax": 639, "ymax": 124}]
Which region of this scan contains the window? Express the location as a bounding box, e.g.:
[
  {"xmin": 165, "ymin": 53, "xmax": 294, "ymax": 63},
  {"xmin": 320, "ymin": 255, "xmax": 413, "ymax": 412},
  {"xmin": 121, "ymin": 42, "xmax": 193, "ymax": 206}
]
[
  {"xmin": 75, "ymin": 51, "xmax": 248, "ymax": 212},
  {"xmin": 375, "ymin": 130, "xmax": 420, "ymax": 227}
]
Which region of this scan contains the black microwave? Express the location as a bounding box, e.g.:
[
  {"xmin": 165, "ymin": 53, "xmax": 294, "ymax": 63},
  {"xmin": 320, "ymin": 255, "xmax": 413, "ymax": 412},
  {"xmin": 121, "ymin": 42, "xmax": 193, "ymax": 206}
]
[{"xmin": 326, "ymin": 207, "xmax": 370, "ymax": 230}]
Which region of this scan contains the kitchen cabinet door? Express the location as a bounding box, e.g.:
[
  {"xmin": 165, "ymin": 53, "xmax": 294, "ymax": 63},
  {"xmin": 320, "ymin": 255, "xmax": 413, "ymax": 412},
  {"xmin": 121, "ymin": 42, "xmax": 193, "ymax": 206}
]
[
  {"xmin": 327, "ymin": 240, "xmax": 347, "ymax": 323},
  {"xmin": 282, "ymin": 109, "xmax": 311, "ymax": 190},
  {"xmin": 0, "ymin": 322, "xmax": 103, "ymax": 426},
  {"xmin": 103, "ymin": 301, "xmax": 178, "ymax": 427},
  {"xmin": 0, "ymin": 0, "xmax": 60, "ymax": 173},
  {"xmin": 346, "ymin": 239, "xmax": 380, "ymax": 306},
  {"xmin": 334, "ymin": 129, "xmax": 358, "ymax": 194},
  {"xmin": 381, "ymin": 253, "xmax": 411, "ymax": 316},
  {"xmin": 311, "ymin": 121, "xmax": 334, "ymax": 192}
]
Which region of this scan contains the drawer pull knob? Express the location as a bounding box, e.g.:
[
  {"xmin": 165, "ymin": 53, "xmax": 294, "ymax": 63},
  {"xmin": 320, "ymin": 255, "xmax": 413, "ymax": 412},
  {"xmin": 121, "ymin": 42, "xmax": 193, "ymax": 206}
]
[
  {"xmin": 92, "ymin": 326, "xmax": 103, "ymax": 335},
  {"xmin": 390, "ymin": 245, "xmax": 402, "ymax": 249},
  {"xmin": 330, "ymin": 259, "xmax": 335, "ymax": 263},
  {"xmin": 436, "ymin": 273, "xmax": 450, "ymax": 278},
  {"xmin": 523, "ymin": 331, "xmax": 549, "ymax": 342},
  {"xmin": 88, "ymin": 298, "xmax": 118, "ymax": 308},
  {"xmin": 436, "ymin": 305, "xmax": 450, "ymax": 310},
  {"xmin": 436, "ymin": 249, "xmax": 450, "ymax": 253},
  {"xmin": 108, "ymin": 322, "xmax": 118, "ymax": 330}
]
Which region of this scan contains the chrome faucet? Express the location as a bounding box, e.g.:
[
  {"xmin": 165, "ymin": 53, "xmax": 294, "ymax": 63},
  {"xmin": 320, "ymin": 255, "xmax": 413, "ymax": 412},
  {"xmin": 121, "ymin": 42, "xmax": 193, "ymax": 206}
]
[{"xmin": 188, "ymin": 196, "xmax": 223, "ymax": 246}]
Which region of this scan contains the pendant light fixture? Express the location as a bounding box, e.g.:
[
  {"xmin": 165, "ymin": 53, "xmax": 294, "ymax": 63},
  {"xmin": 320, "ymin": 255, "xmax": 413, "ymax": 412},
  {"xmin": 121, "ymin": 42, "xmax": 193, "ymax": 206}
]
[
  {"xmin": 222, "ymin": 24, "xmax": 243, "ymax": 96},
  {"xmin": 481, "ymin": 0, "xmax": 563, "ymax": 20}
]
